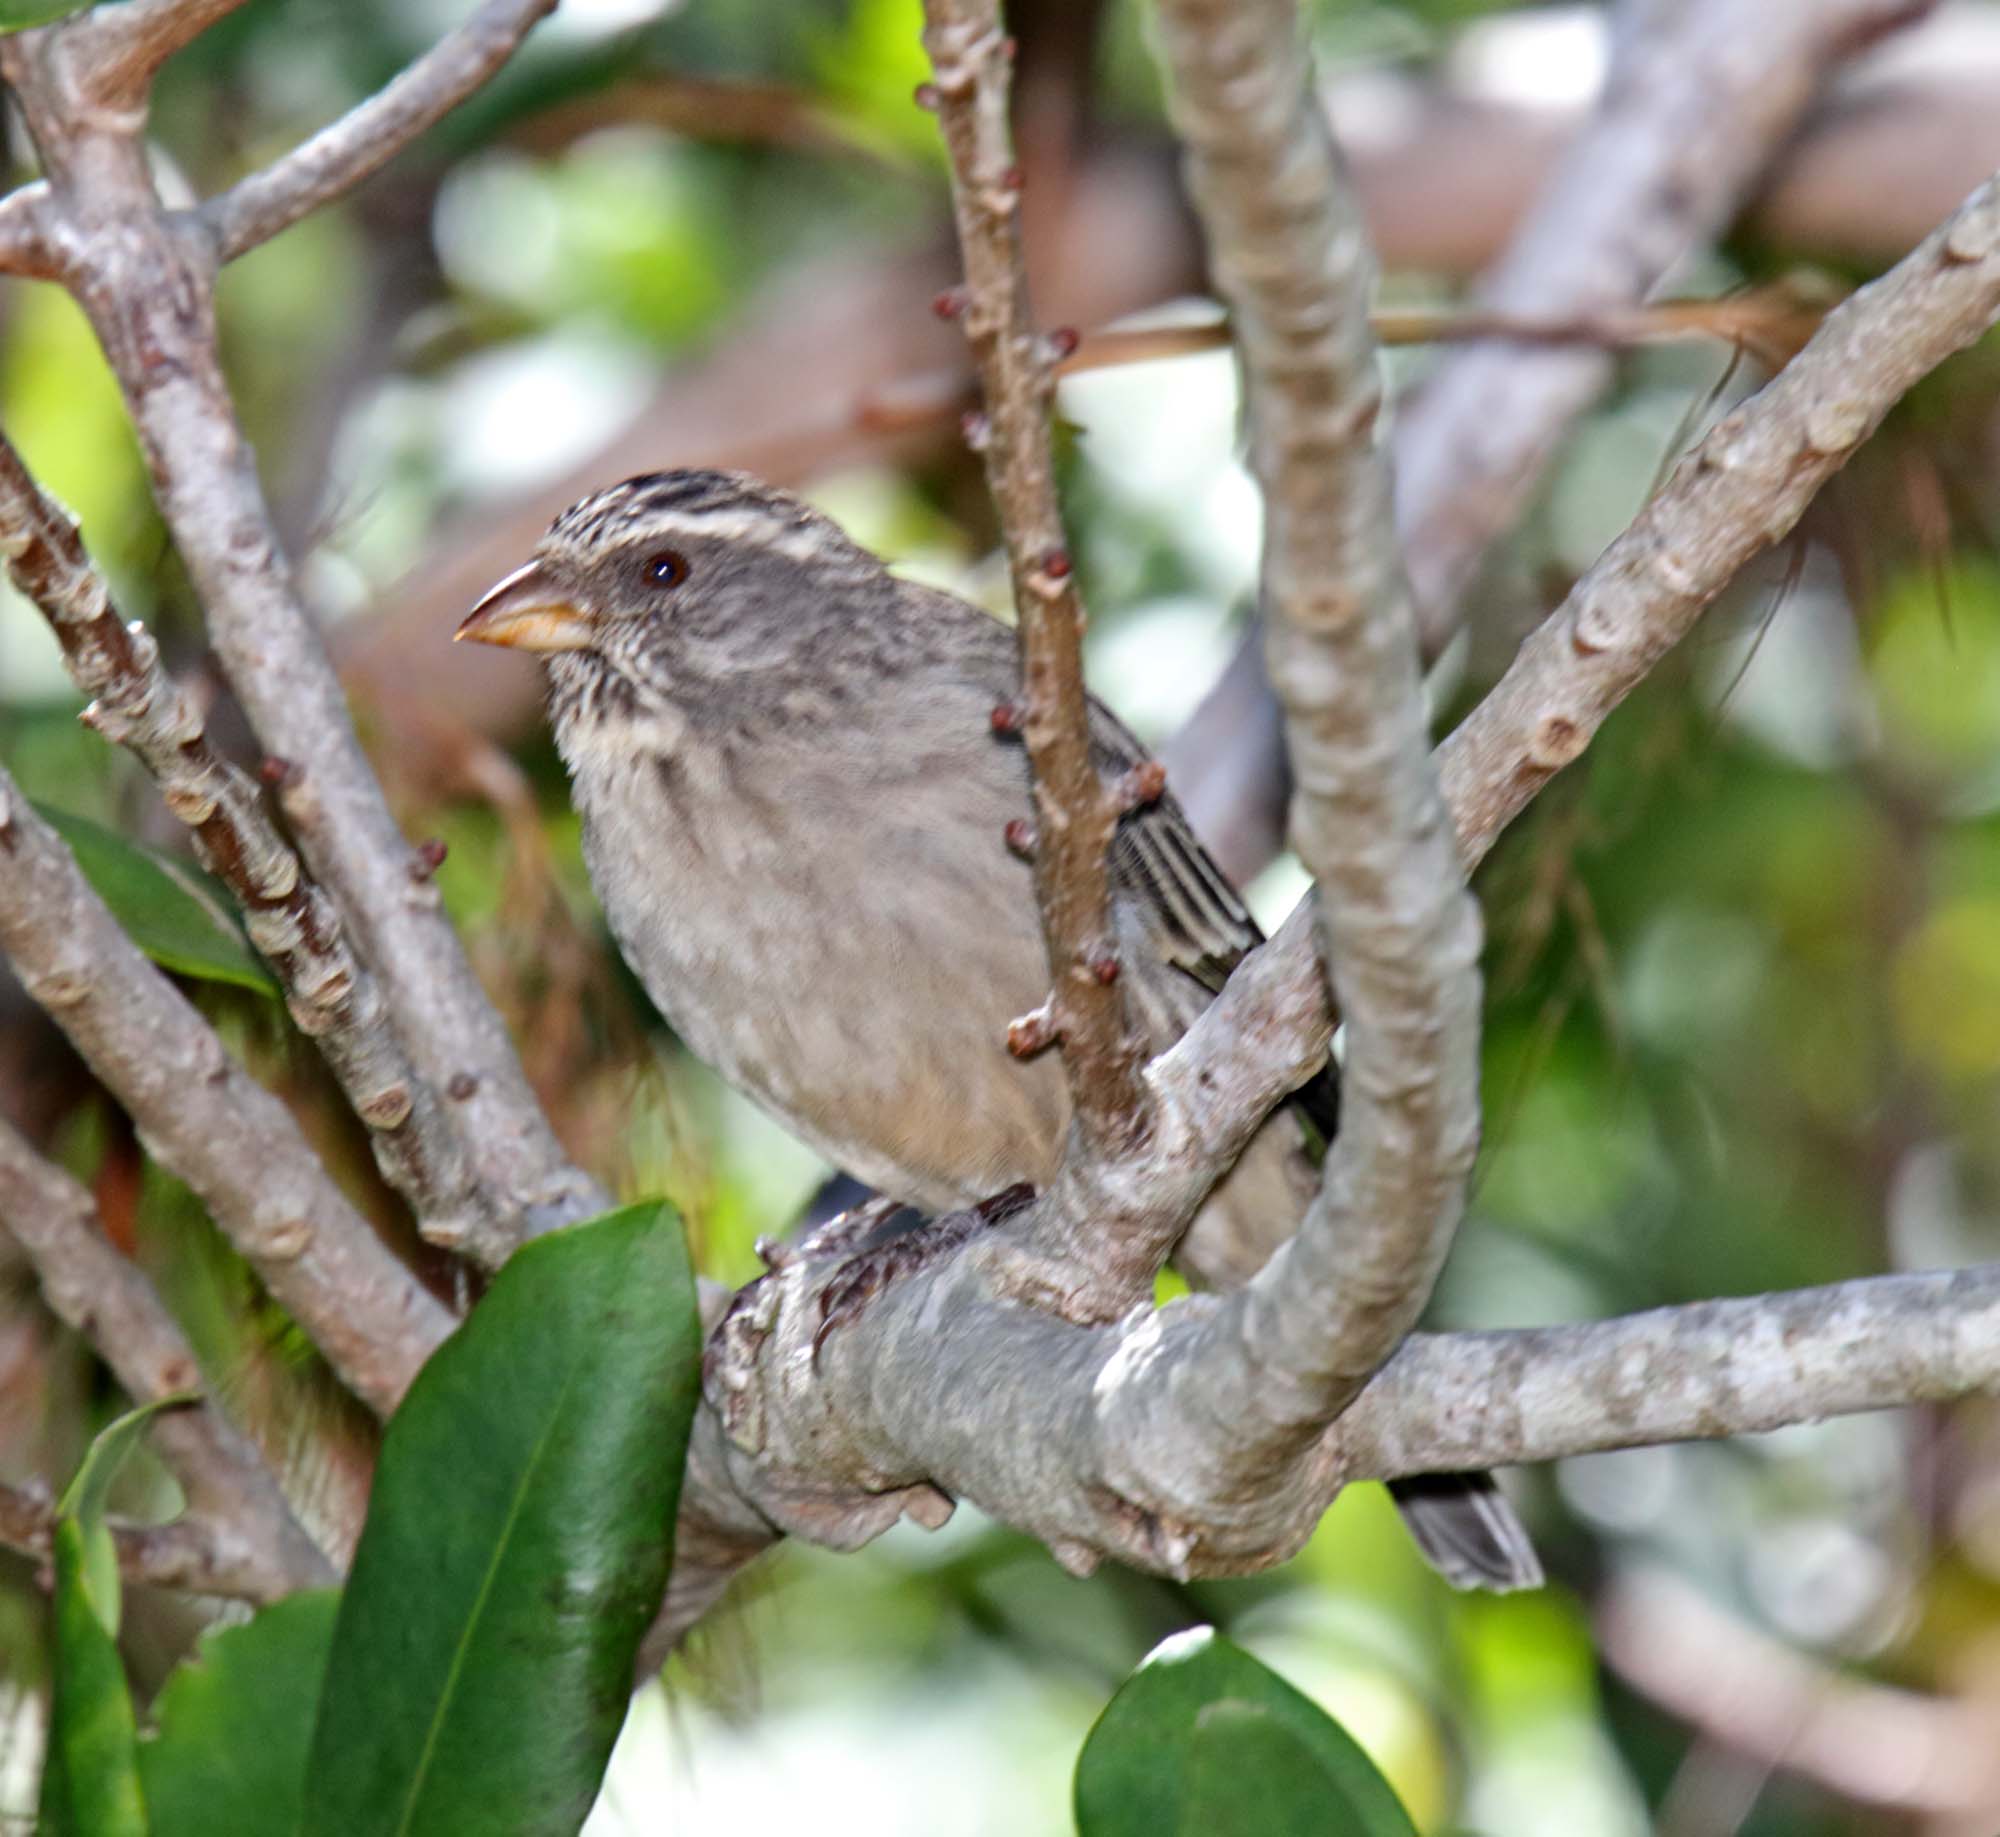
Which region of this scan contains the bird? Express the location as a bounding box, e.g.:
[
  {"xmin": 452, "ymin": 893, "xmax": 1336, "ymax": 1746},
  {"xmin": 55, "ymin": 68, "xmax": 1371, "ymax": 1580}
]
[{"xmin": 459, "ymin": 467, "xmax": 1540, "ymax": 1592}]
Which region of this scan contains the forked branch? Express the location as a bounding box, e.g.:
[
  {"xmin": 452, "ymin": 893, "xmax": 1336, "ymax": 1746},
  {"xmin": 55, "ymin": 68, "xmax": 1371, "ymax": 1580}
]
[
  {"xmin": 0, "ymin": 779, "xmax": 453, "ymax": 1415},
  {"xmin": 0, "ymin": 432, "xmax": 490, "ymax": 1261},
  {"xmin": 203, "ymin": 0, "xmax": 559, "ymax": 262}
]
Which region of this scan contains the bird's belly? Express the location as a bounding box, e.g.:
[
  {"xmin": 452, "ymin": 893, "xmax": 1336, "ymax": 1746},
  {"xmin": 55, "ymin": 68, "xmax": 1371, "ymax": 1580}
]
[{"xmin": 580, "ymin": 755, "xmax": 1067, "ymax": 1211}]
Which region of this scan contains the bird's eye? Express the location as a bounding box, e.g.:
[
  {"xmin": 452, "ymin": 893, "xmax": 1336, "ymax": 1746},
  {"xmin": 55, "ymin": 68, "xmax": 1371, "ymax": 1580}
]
[{"xmin": 642, "ymin": 549, "xmax": 690, "ymax": 591}]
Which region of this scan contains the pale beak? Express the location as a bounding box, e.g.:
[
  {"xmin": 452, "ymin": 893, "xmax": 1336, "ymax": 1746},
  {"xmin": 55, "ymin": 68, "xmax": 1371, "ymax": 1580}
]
[{"xmin": 455, "ymin": 561, "xmax": 594, "ymax": 653}]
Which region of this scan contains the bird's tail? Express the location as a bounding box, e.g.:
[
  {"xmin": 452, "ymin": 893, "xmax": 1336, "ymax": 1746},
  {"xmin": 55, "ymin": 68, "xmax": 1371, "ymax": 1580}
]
[{"xmin": 1387, "ymin": 1471, "xmax": 1543, "ymax": 1591}]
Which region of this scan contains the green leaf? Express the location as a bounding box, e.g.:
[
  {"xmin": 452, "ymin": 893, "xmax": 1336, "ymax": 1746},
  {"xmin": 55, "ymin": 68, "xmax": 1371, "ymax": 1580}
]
[
  {"xmin": 304, "ymin": 1200, "xmax": 700, "ymax": 1837},
  {"xmin": 140, "ymin": 1591, "xmax": 342, "ymax": 1837},
  {"xmin": 37, "ymin": 803, "xmax": 276, "ymax": 997},
  {"xmin": 38, "ymin": 1397, "xmax": 192, "ymax": 1837},
  {"xmin": 41, "ymin": 1519, "xmax": 149, "ymax": 1837},
  {"xmin": 0, "ymin": 0, "xmax": 96, "ymax": 30},
  {"xmin": 1074, "ymin": 1628, "xmax": 1420, "ymax": 1837},
  {"xmin": 59, "ymin": 1393, "xmax": 199, "ymax": 1638}
]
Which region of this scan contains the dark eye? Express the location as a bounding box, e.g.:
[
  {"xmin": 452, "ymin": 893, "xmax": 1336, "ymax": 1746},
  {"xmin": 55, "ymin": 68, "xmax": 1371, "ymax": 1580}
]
[{"xmin": 642, "ymin": 549, "xmax": 689, "ymax": 590}]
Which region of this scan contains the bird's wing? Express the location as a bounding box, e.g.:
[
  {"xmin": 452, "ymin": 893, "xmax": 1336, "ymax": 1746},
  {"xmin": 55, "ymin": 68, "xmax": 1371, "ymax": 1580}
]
[
  {"xmin": 1090, "ymin": 697, "xmax": 1261, "ymax": 991},
  {"xmin": 1091, "ymin": 696, "xmax": 1341, "ymax": 1149}
]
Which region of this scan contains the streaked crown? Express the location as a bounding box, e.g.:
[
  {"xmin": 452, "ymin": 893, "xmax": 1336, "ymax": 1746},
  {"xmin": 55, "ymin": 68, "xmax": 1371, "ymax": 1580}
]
[{"xmin": 544, "ymin": 469, "xmax": 875, "ymax": 575}]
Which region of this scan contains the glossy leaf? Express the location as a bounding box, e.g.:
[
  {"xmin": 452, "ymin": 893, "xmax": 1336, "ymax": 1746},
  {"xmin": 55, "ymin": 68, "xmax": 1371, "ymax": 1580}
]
[
  {"xmin": 1074, "ymin": 1628, "xmax": 1420, "ymax": 1837},
  {"xmin": 37, "ymin": 803, "xmax": 277, "ymax": 997},
  {"xmin": 140, "ymin": 1590, "xmax": 342, "ymax": 1837},
  {"xmin": 40, "ymin": 1519, "xmax": 148, "ymax": 1837},
  {"xmin": 38, "ymin": 1398, "xmax": 192, "ymax": 1837},
  {"xmin": 58, "ymin": 1393, "xmax": 198, "ymax": 1639},
  {"xmin": 304, "ymin": 1200, "xmax": 700, "ymax": 1837},
  {"xmin": 0, "ymin": 0, "xmax": 95, "ymax": 28}
]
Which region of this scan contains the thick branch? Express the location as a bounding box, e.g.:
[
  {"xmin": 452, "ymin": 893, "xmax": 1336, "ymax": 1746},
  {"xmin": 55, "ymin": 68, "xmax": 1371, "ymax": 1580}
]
[
  {"xmin": 0, "ymin": 1118, "xmax": 333, "ymax": 1593},
  {"xmin": 2, "ymin": 32, "xmax": 606, "ymax": 1249},
  {"xmin": 919, "ymin": 0, "xmax": 1150, "ymax": 1187},
  {"xmin": 1160, "ymin": 150, "xmax": 2000, "ymax": 1174},
  {"xmin": 707, "ymin": 1219, "xmax": 2000, "ymax": 1587},
  {"xmin": 0, "ymin": 776, "xmax": 453, "ymax": 1415},
  {"xmin": 1338, "ymin": 1266, "xmax": 2000, "ymax": 1476},
  {"xmin": 1153, "ymin": 0, "xmax": 1480, "ymax": 1428},
  {"xmin": 0, "ymin": 1479, "xmax": 299, "ymax": 1606},
  {"xmin": 0, "ymin": 431, "xmax": 494, "ymax": 1260},
  {"xmin": 202, "ymin": 0, "xmax": 558, "ymax": 263}
]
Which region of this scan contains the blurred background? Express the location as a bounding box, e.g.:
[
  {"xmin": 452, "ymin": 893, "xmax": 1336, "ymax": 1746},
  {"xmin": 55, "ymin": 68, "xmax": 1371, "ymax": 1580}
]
[{"xmin": 8, "ymin": 0, "xmax": 2000, "ymax": 1831}]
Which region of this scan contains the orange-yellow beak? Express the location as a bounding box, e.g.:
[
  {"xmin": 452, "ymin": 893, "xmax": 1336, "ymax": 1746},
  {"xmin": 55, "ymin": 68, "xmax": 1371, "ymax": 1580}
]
[{"xmin": 455, "ymin": 562, "xmax": 594, "ymax": 653}]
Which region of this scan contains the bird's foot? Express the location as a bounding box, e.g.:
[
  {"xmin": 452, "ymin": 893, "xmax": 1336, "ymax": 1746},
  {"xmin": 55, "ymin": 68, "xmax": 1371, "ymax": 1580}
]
[{"xmin": 801, "ymin": 1183, "xmax": 1036, "ymax": 1360}]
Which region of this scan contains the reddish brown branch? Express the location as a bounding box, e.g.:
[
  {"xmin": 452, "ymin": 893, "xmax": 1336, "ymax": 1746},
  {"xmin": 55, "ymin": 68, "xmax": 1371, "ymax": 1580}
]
[{"xmin": 918, "ymin": 1, "xmax": 1149, "ymax": 1168}]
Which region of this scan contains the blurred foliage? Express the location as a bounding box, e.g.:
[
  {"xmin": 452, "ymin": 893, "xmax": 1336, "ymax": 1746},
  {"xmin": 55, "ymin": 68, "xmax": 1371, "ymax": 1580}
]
[{"xmin": 3, "ymin": 0, "xmax": 2000, "ymax": 1833}]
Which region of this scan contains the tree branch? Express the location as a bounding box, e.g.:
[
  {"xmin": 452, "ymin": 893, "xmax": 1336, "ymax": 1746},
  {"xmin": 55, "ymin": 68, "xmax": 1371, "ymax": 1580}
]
[
  {"xmin": 0, "ymin": 1117, "xmax": 333, "ymax": 1594},
  {"xmin": 919, "ymin": 0, "xmax": 1151, "ymax": 1206},
  {"xmin": 1, "ymin": 22, "xmax": 606, "ymax": 1251},
  {"xmin": 1436, "ymin": 160, "xmax": 2000, "ymax": 869},
  {"xmin": 1152, "ymin": 0, "xmax": 1479, "ymax": 1424},
  {"xmin": 1598, "ymin": 1567, "xmax": 2000, "ymax": 1820},
  {"xmin": 0, "ymin": 1479, "xmax": 302, "ymax": 1606},
  {"xmin": 1396, "ymin": 0, "xmax": 1935, "ymax": 650},
  {"xmin": 201, "ymin": 0, "xmax": 558, "ymax": 264},
  {"xmin": 0, "ymin": 777, "xmax": 453, "ymax": 1415},
  {"xmin": 703, "ymin": 1218, "xmax": 2000, "ymax": 1591},
  {"xmin": 0, "ymin": 182, "xmax": 60, "ymax": 280},
  {"xmin": 1338, "ymin": 1266, "xmax": 2000, "ymax": 1476},
  {"xmin": 55, "ymin": 0, "xmax": 253, "ymax": 115},
  {"xmin": 0, "ymin": 430, "xmax": 497, "ymax": 1261}
]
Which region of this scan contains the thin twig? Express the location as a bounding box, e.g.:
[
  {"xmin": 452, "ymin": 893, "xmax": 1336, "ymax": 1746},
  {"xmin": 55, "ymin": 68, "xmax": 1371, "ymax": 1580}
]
[
  {"xmin": 1153, "ymin": 0, "xmax": 1480, "ymax": 1425},
  {"xmin": 0, "ymin": 776, "xmax": 454, "ymax": 1415},
  {"xmin": 918, "ymin": 0, "xmax": 1150, "ymax": 1173},
  {"xmin": 0, "ymin": 1117, "xmax": 333, "ymax": 1593},
  {"xmin": 851, "ymin": 284, "xmax": 1835, "ymax": 437},
  {"xmin": 1061, "ymin": 287, "xmax": 1831, "ymax": 376},
  {"xmin": 201, "ymin": 0, "xmax": 558, "ymax": 263},
  {"xmin": 0, "ymin": 1479, "xmax": 303, "ymax": 1606},
  {"xmin": 0, "ymin": 432, "xmax": 493, "ymax": 1261}
]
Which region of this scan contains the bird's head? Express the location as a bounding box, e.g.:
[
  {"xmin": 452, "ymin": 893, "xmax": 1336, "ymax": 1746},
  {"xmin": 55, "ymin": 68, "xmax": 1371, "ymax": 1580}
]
[{"xmin": 458, "ymin": 470, "xmax": 887, "ymax": 725}]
